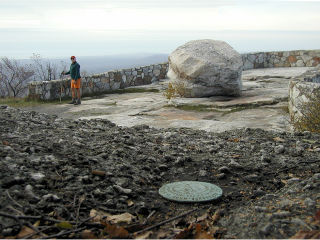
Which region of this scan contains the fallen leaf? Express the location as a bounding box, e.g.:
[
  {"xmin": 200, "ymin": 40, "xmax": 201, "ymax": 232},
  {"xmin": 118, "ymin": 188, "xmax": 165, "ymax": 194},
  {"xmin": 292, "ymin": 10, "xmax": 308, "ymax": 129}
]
[
  {"xmin": 2, "ymin": 141, "xmax": 9, "ymax": 146},
  {"xmin": 174, "ymin": 223, "xmax": 214, "ymax": 239},
  {"xmin": 103, "ymin": 223, "xmax": 129, "ymax": 238},
  {"xmin": 90, "ymin": 209, "xmax": 100, "ymax": 222},
  {"xmin": 231, "ymin": 154, "xmax": 241, "ymax": 159},
  {"xmin": 17, "ymin": 226, "xmax": 36, "ymax": 238},
  {"xmin": 55, "ymin": 221, "xmax": 73, "ymax": 229},
  {"xmin": 209, "ymin": 226, "xmax": 223, "ymax": 236},
  {"xmin": 81, "ymin": 229, "xmax": 97, "ymax": 239},
  {"xmin": 195, "ymin": 224, "xmax": 202, "ymax": 233},
  {"xmin": 290, "ymin": 230, "xmax": 320, "ymax": 239},
  {"xmin": 107, "ymin": 212, "xmax": 136, "ymax": 224},
  {"xmin": 174, "ymin": 224, "xmax": 193, "ymax": 239},
  {"xmin": 92, "ymin": 170, "xmax": 106, "ymax": 177},
  {"xmin": 134, "ymin": 230, "xmax": 153, "ymax": 239},
  {"xmin": 228, "ymin": 138, "xmax": 240, "ymax": 142},
  {"xmin": 196, "ymin": 213, "xmax": 208, "ymax": 222},
  {"xmin": 69, "ymin": 232, "xmax": 76, "ymax": 238},
  {"xmin": 127, "ymin": 200, "xmax": 134, "ymax": 207},
  {"xmin": 194, "ymin": 224, "xmax": 213, "ymax": 239},
  {"xmin": 273, "ymin": 137, "xmax": 285, "ymax": 142},
  {"xmin": 211, "ymin": 209, "xmax": 221, "ymax": 224},
  {"xmin": 195, "ymin": 230, "xmax": 213, "ymax": 239},
  {"xmin": 33, "ymin": 220, "xmax": 41, "ymax": 227},
  {"xmin": 156, "ymin": 231, "xmax": 168, "ymax": 239},
  {"xmin": 48, "ymin": 211, "xmax": 55, "ymax": 217},
  {"xmin": 79, "ymin": 194, "xmax": 86, "ymax": 204},
  {"xmin": 90, "ymin": 209, "xmax": 111, "ymax": 223}
]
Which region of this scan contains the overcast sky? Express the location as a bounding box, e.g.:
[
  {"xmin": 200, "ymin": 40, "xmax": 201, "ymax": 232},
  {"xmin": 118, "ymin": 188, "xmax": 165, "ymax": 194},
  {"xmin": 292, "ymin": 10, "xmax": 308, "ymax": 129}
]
[{"xmin": 1, "ymin": 0, "xmax": 320, "ymax": 58}]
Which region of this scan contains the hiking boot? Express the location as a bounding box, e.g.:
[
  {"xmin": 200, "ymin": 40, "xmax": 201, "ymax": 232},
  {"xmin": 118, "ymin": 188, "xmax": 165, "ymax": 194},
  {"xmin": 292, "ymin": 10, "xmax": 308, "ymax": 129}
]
[
  {"xmin": 74, "ymin": 99, "xmax": 81, "ymax": 105},
  {"xmin": 68, "ymin": 99, "xmax": 76, "ymax": 104}
]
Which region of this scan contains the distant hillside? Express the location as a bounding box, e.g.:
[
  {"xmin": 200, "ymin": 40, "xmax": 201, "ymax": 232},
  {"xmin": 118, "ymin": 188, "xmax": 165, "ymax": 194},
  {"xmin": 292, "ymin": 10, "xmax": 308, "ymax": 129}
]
[
  {"xmin": 79, "ymin": 53, "xmax": 169, "ymax": 74},
  {"xmin": 19, "ymin": 53, "xmax": 169, "ymax": 75}
]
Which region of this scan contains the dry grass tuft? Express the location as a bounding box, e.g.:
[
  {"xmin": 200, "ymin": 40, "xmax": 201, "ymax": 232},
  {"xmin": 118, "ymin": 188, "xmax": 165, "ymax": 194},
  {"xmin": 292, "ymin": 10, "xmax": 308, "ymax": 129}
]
[{"xmin": 292, "ymin": 89, "xmax": 320, "ymax": 133}]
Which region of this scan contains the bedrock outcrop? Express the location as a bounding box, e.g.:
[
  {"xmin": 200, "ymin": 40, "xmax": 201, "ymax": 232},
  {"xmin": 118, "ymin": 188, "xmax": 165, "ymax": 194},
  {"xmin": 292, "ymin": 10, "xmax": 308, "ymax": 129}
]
[
  {"xmin": 168, "ymin": 39, "xmax": 243, "ymax": 97},
  {"xmin": 0, "ymin": 105, "xmax": 319, "ymax": 238}
]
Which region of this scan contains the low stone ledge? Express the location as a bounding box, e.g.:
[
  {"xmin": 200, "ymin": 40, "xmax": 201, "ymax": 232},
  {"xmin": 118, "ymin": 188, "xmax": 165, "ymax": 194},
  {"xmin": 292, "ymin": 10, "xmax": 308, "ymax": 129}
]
[
  {"xmin": 289, "ymin": 67, "xmax": 320, "ymax": 122},
  {"xmin": 28, "ymin": 62, "xmax": 169, "ymax": 100},
  {"xmin": 242, "ymin": 50, "xmax": 320, "ymax": 70}
]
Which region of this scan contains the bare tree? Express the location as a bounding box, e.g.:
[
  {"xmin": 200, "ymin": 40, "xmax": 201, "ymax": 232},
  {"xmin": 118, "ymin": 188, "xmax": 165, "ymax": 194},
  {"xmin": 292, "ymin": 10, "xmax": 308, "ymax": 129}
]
[
  {"xmin": 30, "ymin": 53, "xmax": 67, "ymax": 82},
  {"xmin": 0, "ymin": 57, "xmax": 34, "ymax": 98}
]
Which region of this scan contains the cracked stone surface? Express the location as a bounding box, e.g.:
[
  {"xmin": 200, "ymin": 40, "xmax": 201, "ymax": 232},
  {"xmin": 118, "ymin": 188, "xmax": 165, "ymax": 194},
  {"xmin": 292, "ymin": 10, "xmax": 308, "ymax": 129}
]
[{"xmin": 24, "ymin": 67, "xmax": 314, "ymax": 133}]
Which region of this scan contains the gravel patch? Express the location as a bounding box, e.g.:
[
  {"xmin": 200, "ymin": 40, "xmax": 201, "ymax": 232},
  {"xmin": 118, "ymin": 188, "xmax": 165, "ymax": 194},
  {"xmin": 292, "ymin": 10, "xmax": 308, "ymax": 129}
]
[{"xmin": 0, "ymin": 105, "xmax": 319, "ymax": 238}]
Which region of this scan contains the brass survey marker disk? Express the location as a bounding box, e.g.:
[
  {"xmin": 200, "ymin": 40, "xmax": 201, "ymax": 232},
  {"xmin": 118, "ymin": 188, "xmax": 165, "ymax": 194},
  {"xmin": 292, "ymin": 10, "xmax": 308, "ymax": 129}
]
[{"xmin": 159, "ymin": 181, "xmax": 223, "ymax": 203}]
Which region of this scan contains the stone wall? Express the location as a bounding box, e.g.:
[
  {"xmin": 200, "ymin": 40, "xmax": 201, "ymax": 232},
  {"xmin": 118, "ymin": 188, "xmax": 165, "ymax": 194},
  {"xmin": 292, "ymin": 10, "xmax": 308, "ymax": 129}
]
[
  {"xmin": 28, "ymin": 49, "xmax": 320, "ymax": 100},
  {"xmin": 289, "ymin": 67, "xmax": 320, "ymax": 122},
  {"xmin": 242, "ymin": 50, "xmax": 320, "ymax": 70},
  {"xmin": 28, "ymin": 62, "xmax": 169, "ymax": 100}
]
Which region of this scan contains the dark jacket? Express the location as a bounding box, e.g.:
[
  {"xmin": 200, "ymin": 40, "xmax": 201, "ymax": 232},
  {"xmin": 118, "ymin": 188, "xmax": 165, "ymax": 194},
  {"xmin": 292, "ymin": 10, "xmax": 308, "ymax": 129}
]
[{"xmin": 65, "ymin": 62, "xmax": 81, "ymax": 80}]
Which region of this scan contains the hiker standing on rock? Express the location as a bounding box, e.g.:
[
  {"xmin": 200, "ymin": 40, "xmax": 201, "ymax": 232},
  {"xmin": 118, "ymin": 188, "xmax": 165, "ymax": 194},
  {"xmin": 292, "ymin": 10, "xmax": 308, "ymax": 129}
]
[{"xmin": 62, "ymin": 56, "xmax": 81, "ymax": 105}]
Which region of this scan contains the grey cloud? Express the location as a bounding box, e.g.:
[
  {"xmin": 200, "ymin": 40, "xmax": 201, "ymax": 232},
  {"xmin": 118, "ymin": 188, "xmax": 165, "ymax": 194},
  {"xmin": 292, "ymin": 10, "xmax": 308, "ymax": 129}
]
[
  {"xmin": 1, "ymin": 0, "xmax": 319, "ymax": 12},
  {"xmin": 1, "ymin": 0, "xmax": 237, "ymax": 10},
  {"xmin": 100, "ymin": 0, "xmax": 237, "ymax": 8}
]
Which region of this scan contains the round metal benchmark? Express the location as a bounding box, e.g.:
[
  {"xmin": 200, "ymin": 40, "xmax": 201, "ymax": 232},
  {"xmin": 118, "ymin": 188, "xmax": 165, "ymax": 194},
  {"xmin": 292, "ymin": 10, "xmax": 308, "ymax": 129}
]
[{"xmin": 159, "ymin": 181, "xmax": 223, "ymax": 203}]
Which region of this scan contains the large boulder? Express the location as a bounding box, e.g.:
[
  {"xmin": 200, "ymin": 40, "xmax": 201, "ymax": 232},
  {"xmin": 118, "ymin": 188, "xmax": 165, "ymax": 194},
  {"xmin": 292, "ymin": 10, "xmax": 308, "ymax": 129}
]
[{"xmin": 168, "ymin": 39, "xmax": 243, "ymax": 97}]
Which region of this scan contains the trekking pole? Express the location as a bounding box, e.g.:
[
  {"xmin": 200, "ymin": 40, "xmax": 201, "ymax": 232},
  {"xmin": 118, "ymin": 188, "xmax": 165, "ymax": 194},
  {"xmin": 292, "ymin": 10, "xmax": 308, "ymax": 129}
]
[{"xmin": 59, "ymin": 73, "xmax": 63, "ymax": 103}]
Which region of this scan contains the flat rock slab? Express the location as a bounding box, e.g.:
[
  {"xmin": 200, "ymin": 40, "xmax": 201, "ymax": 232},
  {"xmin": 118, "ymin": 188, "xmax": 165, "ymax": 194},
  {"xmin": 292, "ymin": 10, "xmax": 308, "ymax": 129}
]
[
  {"xmin": 23, "ymin": 67, "xmax": 314, "ymax": 133},
  {"xmin": 242, "ymin": 67, "xmax": 311, "ymax": 79},
  {"xmin": 159, "ymin": 181, "xmax": 223, "ymax": 203}
]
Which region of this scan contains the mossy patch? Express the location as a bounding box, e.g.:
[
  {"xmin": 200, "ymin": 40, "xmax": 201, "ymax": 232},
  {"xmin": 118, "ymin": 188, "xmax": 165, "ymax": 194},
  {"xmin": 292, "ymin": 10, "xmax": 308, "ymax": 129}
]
[
  {"xmin": 84, "ymin": 88, "xmax": 159, "ymax": 99},
  {"xmin": 279, "ymin": 105, "xmax": 289, "ymax": 114},
  {"xmin": 164, "ymin": 104, "xmax": 211, "ymax": 112},
  {"xmin": 0, "ymin": 97, "xmax": 70, "ymax": 108},
  {"xmin": 221, "ymin": 106, "xmax": 257, "ymax": 116},
  {"xmin": 107, "ymin": 88, "xmax": 159, "ymax": 94},
  {"xmin": 69, "ymin": 110, "xmax": 111, "ymax": 117},
  {"xmin": 164, "ymin": 103, "xmax": 268, "ymax": 116},
  {"xmin": 0, "ymin": 88, "xmax": 158, "ymax": 107},
  {"xmin": 164, "ymin": 104, "xmax": 227, "ymax": 113},
  {"xmin": 100, "ymin": 102, "xmax": 117, "ymax": 106}
]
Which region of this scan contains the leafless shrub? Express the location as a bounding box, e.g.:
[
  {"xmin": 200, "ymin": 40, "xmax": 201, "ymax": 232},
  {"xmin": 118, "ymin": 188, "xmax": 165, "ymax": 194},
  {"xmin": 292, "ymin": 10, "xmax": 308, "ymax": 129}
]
[{"xmin": 292, "ymin": 89, "xmax": 320, "ymax": 133}]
